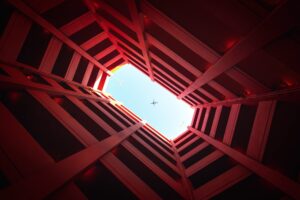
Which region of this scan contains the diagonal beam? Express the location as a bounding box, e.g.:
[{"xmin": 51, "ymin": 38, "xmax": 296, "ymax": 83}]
[
  {"xmin": 60, "ymin": 11, "xmax": 94, "ymax": 36},
  {"xmin": 8, "ymin": 0, "xmax": 110, "ymax": 73},
  {"xmin": 189, "ymin": 127, "xmax": 300, "ymax": 200},
  {"xmin": 126, "ymin": 0, "xmax": 154, "ymax": 80},
  {"xmin": 171, "ymin": 141, "xmax": 195, "ymax": 200},
  {"xmin": 178, "ymin": 0, "xmax": 300, "ymax": 99},
  {"xmin": 146, "ymin": 33, "xmax": 236, "ymax": 99},
  {"xmin": 140, "ymin": 0, "xmax": 295, "ymax": 99},
  {"xmin": 0, "ymin": 122, "xmax": 144, "ymax": 200}
]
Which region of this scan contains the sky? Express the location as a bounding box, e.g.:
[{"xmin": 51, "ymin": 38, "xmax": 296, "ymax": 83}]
[{"xmin": 105, "ymin": 64, "xmax": 194, "ymax": 139}]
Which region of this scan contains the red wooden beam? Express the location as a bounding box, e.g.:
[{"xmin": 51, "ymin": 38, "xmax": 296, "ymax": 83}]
[
  {"xmin": 127, "ymin": 0, "xmax": 154, "ymax": 80},
  {"xmin": 84, "ymin": 0, "xmax": 129, "ymax": 65},
  {"xmin": 0, "ymin": 123, "xmax": 144, "ymax": 200},
  {"xmin": 8, "ymin": 0, "xmax": 109, "ymax": 73},
  {"xmin": 178, "ymin": 0, "xmax": 299, "ymax": 99},
  {"xmin": 189, "ymin": 127, "xmax": 300, "ymax": 200}
]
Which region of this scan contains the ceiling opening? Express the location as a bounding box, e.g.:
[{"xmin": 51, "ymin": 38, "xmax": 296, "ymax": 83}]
[{"xmin": 105, "ymin": 64, "xmax": 194, "ymax": 139}]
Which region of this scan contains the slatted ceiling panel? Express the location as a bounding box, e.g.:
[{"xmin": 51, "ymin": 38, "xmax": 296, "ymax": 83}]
[
  {"xmin": 128, "ymin": 59, "xmax": 148, "ymax": 76},
  {"xmin": 154, "ymin": 80, "xmax": 181, "ymax": 98},
  {"xmin": 124, "ymin": 52, "xmax": 148, "ymax": 68},
  {"xmin": 182, "ymin": 145, "xmax": 216, "ymax": 168},
  {"xmin": 22, "ymin": 0, "xmax": 297, "ymax": 109},
  {"xmin": 109, "ymin": 29, "xmax": 143, "ymax": 55},
  {"xmin": 188, "ymin": 92, "xmax": 206, "ymax": 104},
  {"xmin": 182, "ymin": 98, "xmax": 194, "ymax": 106},
  {"xmin": 153, "ymin": 75, "xmax": 182, "ymax": 95},
  {"xmin": 179, "ymin": 138, "xmax": 205, "ymax": 157},
  {"xmin": 137, "ymin": 67, "xmax": 149, "ymax": 77},
  {"xmin": 214, "ymin": 106, "xmax": 231, "ymax": 141},
  {"xmin": 97, "ymin": 9, "xmax": 138, "ymax": 42},
  {"xmin": 87, "ymin": 66, "xmax": 100, "ymax": 87},
  {"xmin": 98, "ymin": 50, "xmax": 120, "ymax": 65},
  {"xmin": 152, "ymin": 68, "xmax": 185, "ymax": 92},
  {"xmin": 145, "ymin": 22, "xmax": 209, "ymax": 72},
  {"xmin": 51, "ymin": 44, "xmax": 74, "ymax": 77},
  {"xmin": 3, "ymin": 1, "xmax": 300, "ymax": 199},
  {"xmin": 106, "ymin": 58, "xmax": 125, "ymax": 70},
  {"xmin": 202, "ymin": 84, "xmax": 226, "ymax": 100},
  {"xmin": 181, "ymin": 98, "xmax": 194, "ymax": 106},
  {"xmin": 146, "ymin": 1, "xmax": 262, "ymax": 54},
  {"xmin": 231, "ymin": 104, "xmax": 258, "ymax": 153},
  {"xmin": 187, "ymin": 93, "xmax": 204, "ymax": 105},
  {"xmin": 87, "ymin": 0, "xmax": 269, "ymax": 107},
  {"xmin": 17, "ymin": 23, "xmax": 52, "ymax": 69},
  {"xmin": 189, "ymin": 156, "xmax": 238, "ymax": 189},
  {"xmin": 69, "ymin": 22, "xmax": 104, "ymax": 45},
  {"xmin": 187, "ymin": 93, "xmax": 205, "ymax": 105},
  {"xmin": 184, "ymin": 96, "xmax": 198, "ymax": 106},
  {"xmin": 194, "ymin": 90, "xmax": 213, "ymax": 103},
  {"xmin": 154, "ymin": 76, "xmax": 181, "ymax": 94},
  {"xmin": 174, "ymin": 131, "xmax": 191, "ymax": 143},
  {"xmin": 151, "ymin": 59, "xmax": 189, "ymax": 87},
  {"xmin": 87, "ymin": 39, "xmax": 113, "ymax": 56},
  {"xmin": 149, "ymin": 46, "xmax": 197, "ymax": 81},
  {"xmin": 215, "ymin": 74, "xmax": 247, "ymax": 97},
  {"xmin": 125, "ymin": 54, "xmax": 147, "ymax": 70},
  {"xmin": 237, "ymin": 50, "xmax": 286, "ymax": 90},
  {"xmin": 73, "ymin": 58, "xmax": 89, "ymax": 83},
  {"xmin": 104, "ymin": 104, "xmax": 134, "ymax": 126},
  {"xmin": 152, "ymin": 68, "xmax": 185, "ymax": 91},
  {"xmin": 118, "ymin": 42, "xmax": 146, "ymax": 64},
  {"xmin": 42, "ymin": 0, "xmax": 89, "ymax": 28}
]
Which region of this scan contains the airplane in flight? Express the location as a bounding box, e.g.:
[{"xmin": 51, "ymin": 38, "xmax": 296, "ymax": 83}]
[{"xmin": 150, "ymin": 100, "xmax": 158, "ymax": 106}]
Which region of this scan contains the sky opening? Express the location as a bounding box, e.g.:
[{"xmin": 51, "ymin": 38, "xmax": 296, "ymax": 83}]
[{"xmin": 105, "ymin": 64, "xmax": 194, "ymax": 139}]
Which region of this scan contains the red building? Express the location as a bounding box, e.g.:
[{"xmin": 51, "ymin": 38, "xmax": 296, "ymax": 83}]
[{"xmin": 0, "ymin": 0, "xmax": 300, "ymax": 199}]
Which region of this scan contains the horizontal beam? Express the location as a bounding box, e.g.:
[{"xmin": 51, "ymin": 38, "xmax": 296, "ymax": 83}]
[
  {"xmin": 195, "ymin": 86, "xmax": 300, "ymax": 108},
  {"xmin": 0, "ymin": 63, "xmax": 110, "ymax": 102}
]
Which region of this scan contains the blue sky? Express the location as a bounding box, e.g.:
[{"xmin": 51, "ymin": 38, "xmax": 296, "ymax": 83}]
[{"xmin": 105, "ymin": 64, "xmax": 194, "ymax": 139}]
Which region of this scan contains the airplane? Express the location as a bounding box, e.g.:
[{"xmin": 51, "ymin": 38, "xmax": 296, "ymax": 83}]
[{"xmin": 150, "ymin": 100, "xmax": 158, "ymax": 106}]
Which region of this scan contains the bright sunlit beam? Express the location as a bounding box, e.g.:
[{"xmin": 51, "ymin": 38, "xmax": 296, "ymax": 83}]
[{"xmin": 105, "ymin": 64, "xmax": 194, "ymax": 139}]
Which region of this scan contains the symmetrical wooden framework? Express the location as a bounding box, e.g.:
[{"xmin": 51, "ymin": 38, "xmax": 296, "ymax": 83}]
[{"xmin": 1, "ymin": 0, "xmax": 300, "ymax": 199}]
